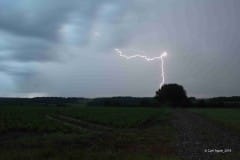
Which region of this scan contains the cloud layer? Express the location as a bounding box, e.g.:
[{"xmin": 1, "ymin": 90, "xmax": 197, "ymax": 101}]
[{"xmin": 0, "ymin": 0, "xmax": 240, "ymax": 97}]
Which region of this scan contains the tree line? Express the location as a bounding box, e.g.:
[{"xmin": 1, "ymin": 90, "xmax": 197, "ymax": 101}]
[{"xmin": 0, "ymin": 84, "xmax": 239, "ymax": 108}]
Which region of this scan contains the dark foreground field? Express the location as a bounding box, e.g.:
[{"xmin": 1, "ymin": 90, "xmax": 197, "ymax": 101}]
[{"xmin": 0, "ymin": 105, "xmax": 239, "ymax": 160}]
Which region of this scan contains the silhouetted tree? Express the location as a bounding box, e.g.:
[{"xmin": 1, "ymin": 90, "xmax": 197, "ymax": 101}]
[{"xmin": 155, "ymin": 84, "xmax": 188, "ymax": 106}]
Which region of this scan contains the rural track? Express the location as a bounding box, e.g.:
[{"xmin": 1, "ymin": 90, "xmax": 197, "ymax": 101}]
[
  {"xmin": 46, "ymin": 114, "xmax": 157, "ymax": 133},
  {"xmin": 46, "ymin": 114, "xmax": 114, "ymax": 133},
  {"xmin": 171, "ymin": 109, "xmax": 240, "ymax": 160}
]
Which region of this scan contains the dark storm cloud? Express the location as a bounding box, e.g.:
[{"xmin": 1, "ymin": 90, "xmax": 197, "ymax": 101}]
[
  {"xmin": 0, "ymin": 31, "xmax": 58, "ymax": 62},
  {"xmin": 0, "ymin": 1, "xmax": 76, "ymax": 40},
  {"xmin": 0, "ymin": 0, "xmax": 113, "ymax": 41},
  {"xmin": 14, "ymin": 42, "xmax": 60, "ymax": 62},
  {"xmin": 0, "ymin": 63, "xmax": 27, "ymax": 75},
  {"xmin": 0, "ymin": 0, "xmax": 124, "ymax": 61}
]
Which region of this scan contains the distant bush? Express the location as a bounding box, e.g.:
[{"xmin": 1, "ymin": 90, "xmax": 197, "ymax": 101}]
[{"xmin": 155, "ymin": 84, "xmax": 188, "ymax": 106}]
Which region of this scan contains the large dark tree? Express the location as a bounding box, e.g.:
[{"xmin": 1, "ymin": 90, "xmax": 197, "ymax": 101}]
[{"xmin": 155, "ymin": 84, "xmax": 188, "ymax": 105}]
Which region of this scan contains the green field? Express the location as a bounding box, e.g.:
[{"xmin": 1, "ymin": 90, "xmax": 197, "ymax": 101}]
[
  {"xmin": 57, "ymin": 106, "xmax": 170, "ymax": 128},
  {"xmin": 190, "ymin": 108, "xmax": 240, "ymax": 132},
  {"xmin": 0, "ymin": 105, "xmax": 178, "ymax": 160},
  {"xmin": 0, "ymin": 106, "xmax": 72, "ymax": 133},
  {"xmin": 1, "ymin": 105, "xmax": 239, "ymax": 160}
]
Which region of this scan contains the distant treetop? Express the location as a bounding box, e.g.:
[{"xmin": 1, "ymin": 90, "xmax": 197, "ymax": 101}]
[{"xmin": 155, "ymin": 84, "xmax": 188, "ymax": 105}]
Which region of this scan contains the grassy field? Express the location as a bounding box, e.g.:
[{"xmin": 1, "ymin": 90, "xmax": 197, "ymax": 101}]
[
  {"xmin": 0, "ymin": 105, "xmax": 73, "ymax": 133},
  {"xmin": 190, "ymin": 108, "xmax": 240, "ymax": 132},
  {"xmin": 1, "ymin": 105, "xmax": 239, "ymax": 160},
  {"xmin": 0, "ymin": 105, "xmax": 178, "ymax": 160},
  {"xmin": 57, "ymin": 106, "xmax": 170, "ymax": 128}
]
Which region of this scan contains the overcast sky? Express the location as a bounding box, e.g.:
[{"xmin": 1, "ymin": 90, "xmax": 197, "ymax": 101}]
[{"xmin": 0, "ymin": 0, "xmax": 240, "ymax": 98}]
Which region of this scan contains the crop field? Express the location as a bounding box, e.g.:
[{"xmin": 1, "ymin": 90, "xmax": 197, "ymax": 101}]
[
  {"xmin": 0, "ymin": 104, "xmax": 239, "ymax": 160},
  {"xmin": 57, "ymin": 106, "xmax": 170, "ymax": 128},
  {"xmin": 0, "ymin": 106, "xmax": 73, "ymax": 133},
  {"xmin": 0, "ymin": 105, "xmax": 178, "ymax": 160}
]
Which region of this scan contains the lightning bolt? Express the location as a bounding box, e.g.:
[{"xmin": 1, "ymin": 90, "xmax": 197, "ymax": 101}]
[{"xmin": 115, "ymin": 48, "xmax": 167, "ymax": 88}]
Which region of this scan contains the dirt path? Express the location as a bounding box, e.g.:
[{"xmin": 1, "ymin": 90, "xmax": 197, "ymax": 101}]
[
  {"xmin": 46, "ymin": 115, "xmax": 115, "ymax": 133},
  {"xmin": 47, "ymin": 114, "xmax": 142, "ymax": 133},
  {"xmin": 171, "ymin": 109, "xmax": 240, "ymax": 160}
]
